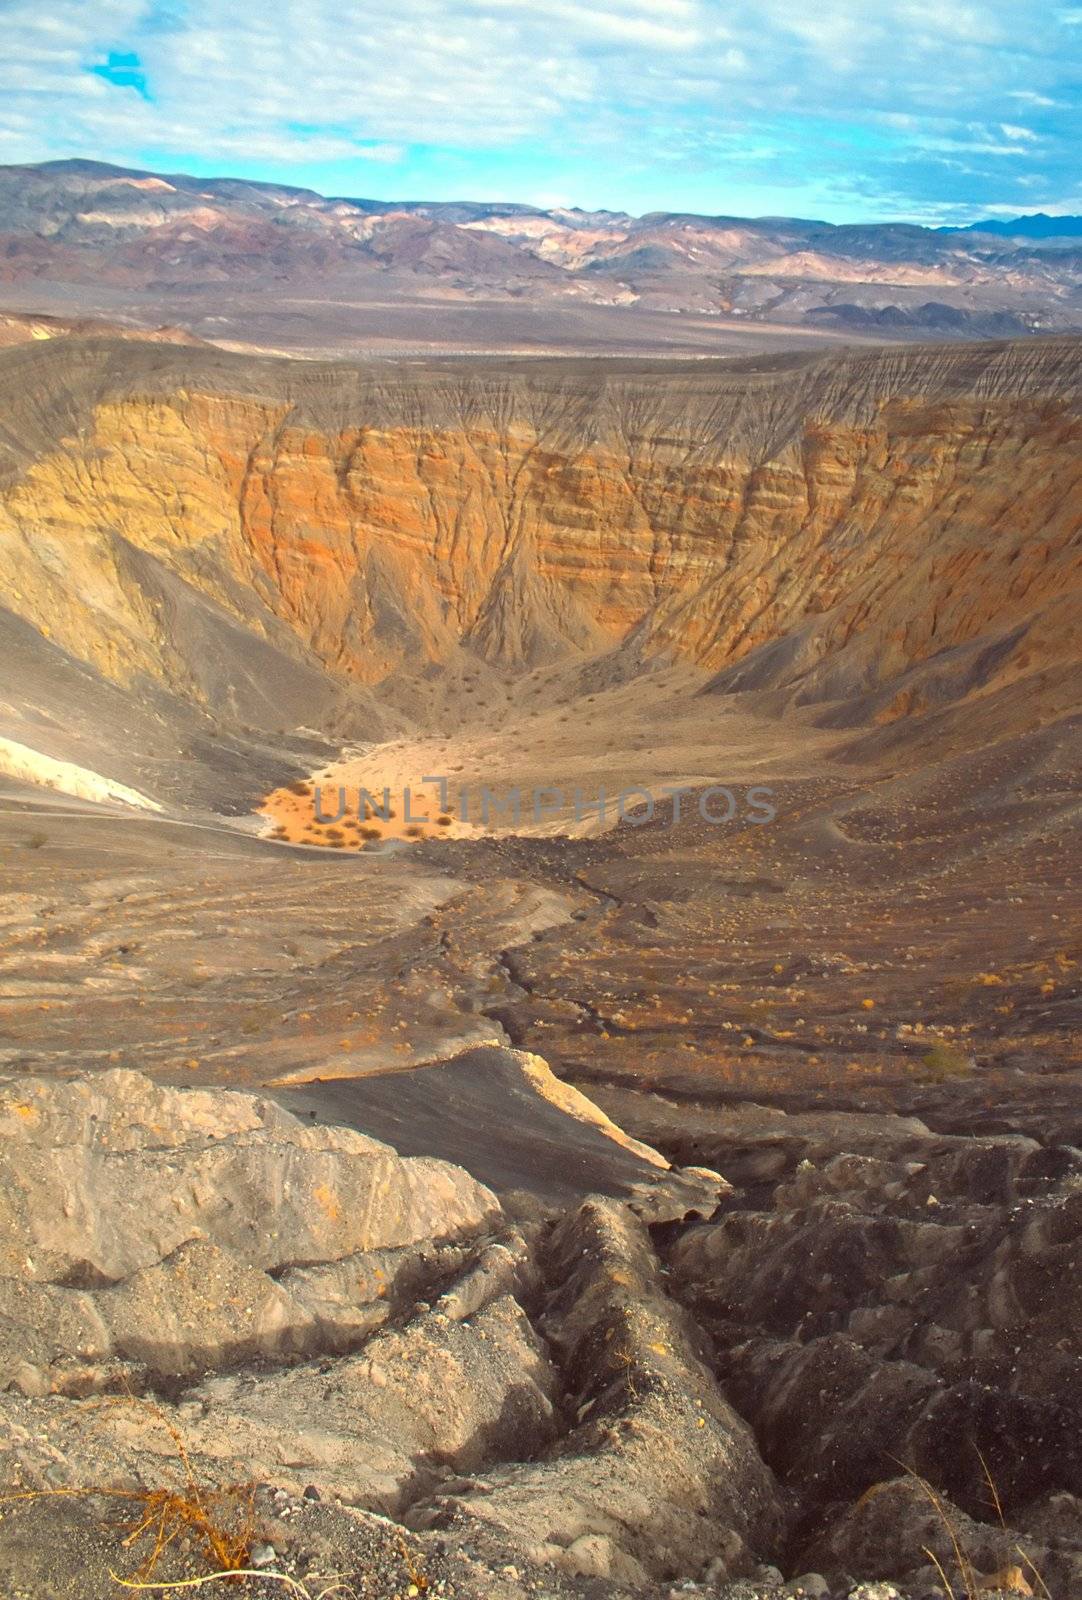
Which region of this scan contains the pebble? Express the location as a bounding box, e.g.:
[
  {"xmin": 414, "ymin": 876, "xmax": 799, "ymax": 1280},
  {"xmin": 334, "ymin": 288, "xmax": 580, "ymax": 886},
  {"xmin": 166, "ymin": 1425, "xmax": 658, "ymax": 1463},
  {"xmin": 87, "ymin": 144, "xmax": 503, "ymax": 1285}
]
[{"xmin": 250, "ymin": 1542, "xmax": 278, "ymax": 1568}]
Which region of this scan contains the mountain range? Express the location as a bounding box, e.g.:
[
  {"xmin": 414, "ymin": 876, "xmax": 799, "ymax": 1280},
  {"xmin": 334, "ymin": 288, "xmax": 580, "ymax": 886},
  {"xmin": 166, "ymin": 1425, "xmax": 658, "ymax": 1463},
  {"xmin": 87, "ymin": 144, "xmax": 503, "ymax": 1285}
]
[
  {"xmin": 1, "ymin": 159, "xmax": 1081, "ymax": 356},
  {"xmin": 956, "ymin": 212, "xmax": 1082, "ymax": 240}
]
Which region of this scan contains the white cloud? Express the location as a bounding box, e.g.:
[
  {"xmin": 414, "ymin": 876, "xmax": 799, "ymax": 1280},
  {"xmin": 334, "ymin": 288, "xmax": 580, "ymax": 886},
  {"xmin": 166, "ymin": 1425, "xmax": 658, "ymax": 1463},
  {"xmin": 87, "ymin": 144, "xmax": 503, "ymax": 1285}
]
[
  {"xmin": 483, "ymin": 0, "xmax": 702, "ymax": 49},
  {"xmin": 0, "ymin": 0, "xmax": 1076, "ymax": 218}
]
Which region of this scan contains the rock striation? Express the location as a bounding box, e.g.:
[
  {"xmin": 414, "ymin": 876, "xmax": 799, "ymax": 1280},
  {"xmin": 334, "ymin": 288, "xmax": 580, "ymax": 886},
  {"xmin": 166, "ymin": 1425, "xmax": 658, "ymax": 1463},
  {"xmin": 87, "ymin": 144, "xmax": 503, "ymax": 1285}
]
[{"xmin": 0, "ymin": 335, "xmax": 1079, "ymax": 745}]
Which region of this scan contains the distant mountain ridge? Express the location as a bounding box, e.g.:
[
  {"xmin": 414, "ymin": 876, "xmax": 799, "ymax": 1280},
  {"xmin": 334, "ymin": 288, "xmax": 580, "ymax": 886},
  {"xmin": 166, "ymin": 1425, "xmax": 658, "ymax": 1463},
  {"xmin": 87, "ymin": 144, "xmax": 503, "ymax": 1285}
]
[
  {"xmin": 16, "ymin": 158, "xmax": 1081, "ymax": 248},
  {"xmin": 957, "ymin": 213, "xmax": 1082, "ymax": 240},
  {"xmin": 0, "ymin": 158, "xmax": 1079, "ymax": 345}
]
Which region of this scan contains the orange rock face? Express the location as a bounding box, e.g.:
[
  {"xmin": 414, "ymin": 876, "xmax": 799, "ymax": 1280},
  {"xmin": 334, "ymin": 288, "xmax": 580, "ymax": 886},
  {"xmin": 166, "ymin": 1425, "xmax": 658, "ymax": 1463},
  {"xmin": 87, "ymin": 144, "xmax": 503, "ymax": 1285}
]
[{"xmin": 0, "ymin": 336, "xmax": 1079, "ymax": 717}]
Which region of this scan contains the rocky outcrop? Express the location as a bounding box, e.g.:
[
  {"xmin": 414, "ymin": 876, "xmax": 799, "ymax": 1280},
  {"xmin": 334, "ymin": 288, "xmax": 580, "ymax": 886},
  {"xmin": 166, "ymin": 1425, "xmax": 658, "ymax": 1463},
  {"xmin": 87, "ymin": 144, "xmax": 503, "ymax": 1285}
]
[
  {"xmin": 667, "ymin": 1119, "xmax": 1082, "ymax": 1530},
  {"xmin": 0, "ymin": 309, "xmax": 206, "ymax": 348},
  {"xmin": 0, "ymin": 1070, "xmax": 504, "ymax": 1397},
  {"xmin": 0, "ymin": 1067, "xmax": 788, "ymax": 1597},
  {"xmin": 413, "ymin": 1198, "xmax": 783, "ymax": 1585},
  {"xmin": 2, "ymin": 1065, "xmax": 1077, "ymax": 1597},
  {"xmin": 0, "ymin": 1069, "xmax": 499, "ymax": 1290}
]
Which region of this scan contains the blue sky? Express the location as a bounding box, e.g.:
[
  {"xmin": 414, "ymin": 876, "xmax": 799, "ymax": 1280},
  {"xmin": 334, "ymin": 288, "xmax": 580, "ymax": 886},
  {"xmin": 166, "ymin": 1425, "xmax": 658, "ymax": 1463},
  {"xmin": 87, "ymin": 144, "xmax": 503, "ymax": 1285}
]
[{"xmin": 2, "ymin": 0, "xmax": 1080, "ymax": 223}]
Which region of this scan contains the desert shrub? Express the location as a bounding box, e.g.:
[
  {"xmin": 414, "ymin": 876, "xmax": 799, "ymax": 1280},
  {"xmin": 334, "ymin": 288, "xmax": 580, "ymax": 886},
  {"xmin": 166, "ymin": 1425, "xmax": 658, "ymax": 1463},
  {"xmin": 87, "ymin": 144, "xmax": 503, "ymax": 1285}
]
[
  {"xmin": 0, "ymin": 1401, "xmax": 257, "ymax": 1583},
  {"xmin": 920, "ymin": 1042, "xmax": 974, "ymax": 1080}
]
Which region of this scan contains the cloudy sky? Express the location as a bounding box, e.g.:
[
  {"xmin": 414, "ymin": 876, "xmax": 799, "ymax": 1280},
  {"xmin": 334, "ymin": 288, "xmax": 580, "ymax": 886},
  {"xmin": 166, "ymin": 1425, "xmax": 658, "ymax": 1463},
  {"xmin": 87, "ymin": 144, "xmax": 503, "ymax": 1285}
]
[{"xmin": 2, "ymin": 0, "xmax": 1080, "ymax": 222}]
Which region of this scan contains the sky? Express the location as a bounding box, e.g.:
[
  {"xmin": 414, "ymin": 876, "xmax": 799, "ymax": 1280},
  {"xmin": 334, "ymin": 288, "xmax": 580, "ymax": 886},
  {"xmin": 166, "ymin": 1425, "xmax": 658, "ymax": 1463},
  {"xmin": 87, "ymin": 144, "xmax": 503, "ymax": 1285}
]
[{"xmin": 1, "ymin": 0, "xmax": 1080, "ymax": 224}]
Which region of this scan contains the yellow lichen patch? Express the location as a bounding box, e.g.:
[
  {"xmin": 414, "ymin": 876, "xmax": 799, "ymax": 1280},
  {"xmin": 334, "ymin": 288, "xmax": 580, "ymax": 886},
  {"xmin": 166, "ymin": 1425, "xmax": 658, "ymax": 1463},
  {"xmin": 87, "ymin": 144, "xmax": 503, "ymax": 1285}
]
[{"xmin": 312, "ymin": 1184, "xmax": 341, "ymax": 1222}]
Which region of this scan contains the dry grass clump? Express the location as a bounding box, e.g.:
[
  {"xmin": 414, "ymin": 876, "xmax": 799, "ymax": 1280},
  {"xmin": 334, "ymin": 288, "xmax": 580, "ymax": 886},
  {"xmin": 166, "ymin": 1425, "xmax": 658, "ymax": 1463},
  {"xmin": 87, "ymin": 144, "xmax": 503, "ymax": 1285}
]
[
  {"xmin": 1, "ymin": 1404, "xmax": 256, "ymax": 1587},
  {"xmin": 919, "ymin": 1042, "xmax": 974, "ymax": 1081},
  {"xmin": 2, "ymin": 1398, "xmax": 439, "ymax": 1596},
  {"xmin": 898, "ymin": 1458, "xmax": 1048, "ymax": 1600},
  {"xmin": 115, "ymin": 1476, "xmax": 257, "ymax": 1582}
]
